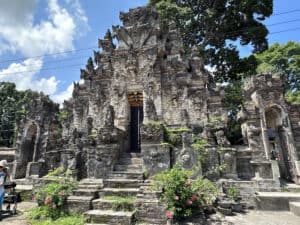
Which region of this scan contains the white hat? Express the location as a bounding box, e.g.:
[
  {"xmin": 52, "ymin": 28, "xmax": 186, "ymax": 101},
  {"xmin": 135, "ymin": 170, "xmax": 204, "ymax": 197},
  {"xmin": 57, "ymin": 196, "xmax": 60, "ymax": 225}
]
[{"xmin": 0, "ymin": 160, "xmax": 8, "ymax": 168}]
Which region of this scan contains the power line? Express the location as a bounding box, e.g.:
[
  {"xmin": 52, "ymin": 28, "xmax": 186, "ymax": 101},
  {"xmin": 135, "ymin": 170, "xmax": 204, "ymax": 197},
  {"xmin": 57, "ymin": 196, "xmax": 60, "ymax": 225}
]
[
  {"xmin": 270, "ymin": 27, "xmax": 300, "ymax": 35},
  {"xmin": 267, "ymin": 18, "xmax": 300, "ymax": 27},
  {"xmin": 0, "ymin": 63, "xmax": 85, "ymax": 76},
  {"xmin": 0, "ymin": 54, "xmax": 91, "ymax": 66},
  {"xmin": 0, "ymin": 9, "xmax": 299, "ymax": 65},
  {"xmin": 0, "ymin": 25, "xmax": 298, "ymax": 77},
  {"xmin": 273, "ymin": 9, "xmax": 300, "ymax": 16},
  {"xmin": 0, "ymin": 46, "xmax": 97, "ymax": 64}
]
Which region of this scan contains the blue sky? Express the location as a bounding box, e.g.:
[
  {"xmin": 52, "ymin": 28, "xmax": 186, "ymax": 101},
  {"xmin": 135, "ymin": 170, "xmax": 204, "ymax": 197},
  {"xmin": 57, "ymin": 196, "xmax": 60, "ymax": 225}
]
[{"xmin": 0, "ymin": 0, "xmax": 299, "ymax": 105}]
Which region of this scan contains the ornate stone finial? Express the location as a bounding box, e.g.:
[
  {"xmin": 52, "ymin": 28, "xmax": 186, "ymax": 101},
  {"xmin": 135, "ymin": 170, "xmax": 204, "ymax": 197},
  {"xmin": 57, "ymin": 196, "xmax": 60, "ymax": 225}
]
[
  {"xmin": 86, "ymin": 57, "xmax": 94, "ymax": 73},
  {"xmin": 99, "ymin": 29, "xmax": 116, "ymax": 53},
  {"xmin": 104, "ymin": 29, "xmax": 113, "ymax": 40}
]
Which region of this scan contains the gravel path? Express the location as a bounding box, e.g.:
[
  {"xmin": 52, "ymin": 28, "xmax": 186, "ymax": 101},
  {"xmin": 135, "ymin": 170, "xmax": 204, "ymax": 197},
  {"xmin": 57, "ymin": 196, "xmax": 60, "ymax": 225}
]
[
  {"xmin": 225, "ymin": 210, "xmax": 300, "ymax": 225},
  {"xmin": 0, "ymin": 202, "xmax": 36, "ymax": 225}
]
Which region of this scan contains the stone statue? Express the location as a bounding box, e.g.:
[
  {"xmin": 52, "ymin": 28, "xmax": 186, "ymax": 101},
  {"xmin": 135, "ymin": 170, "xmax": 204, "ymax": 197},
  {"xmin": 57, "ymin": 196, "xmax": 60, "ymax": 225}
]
[
  {"xmin": 103, "ymin": 105, "xmax": 115, "ymax": 128},
  {"xmin": 145, "ymin": 98, "xmax": 158, "ymax": 121},
  {"xmin": 215, "ymin": 130, "xmax": 230, "ymax": 147}
]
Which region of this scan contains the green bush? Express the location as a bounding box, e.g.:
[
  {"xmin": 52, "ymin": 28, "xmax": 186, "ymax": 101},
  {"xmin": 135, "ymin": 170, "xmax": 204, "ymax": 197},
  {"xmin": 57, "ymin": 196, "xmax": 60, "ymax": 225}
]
[
  {"xmin": 227, "ymin": 185, "xmax": 239, "ymax": 202},
  {"xmin": 165, "ymin": 127, "xmax": 190, "ymax": 146},
  {"xmin": 191, "ymin": 138, "xmax": 208, "ymax": 164},
  {"xmin": 30, "ymin": 169, "xmax": 77, "ymax": 220},
  {"xmin": 153, "ymin": 165, "xmax": 219, "ymax": 221}
]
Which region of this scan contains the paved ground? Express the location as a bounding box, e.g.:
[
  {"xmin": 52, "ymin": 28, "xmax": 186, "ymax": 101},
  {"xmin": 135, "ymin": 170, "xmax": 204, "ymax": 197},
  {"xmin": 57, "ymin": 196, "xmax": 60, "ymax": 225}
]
[
  {"xmin": 0, "ymin": 201, "xmax": 36, "ymax": 225},
  {"xmin": 1, "ymin": 203, "xmax": 299, "ymax": 225},
  {"xmin": 225, "ymin": 210, "xmax": 300, "ymax": 225}
]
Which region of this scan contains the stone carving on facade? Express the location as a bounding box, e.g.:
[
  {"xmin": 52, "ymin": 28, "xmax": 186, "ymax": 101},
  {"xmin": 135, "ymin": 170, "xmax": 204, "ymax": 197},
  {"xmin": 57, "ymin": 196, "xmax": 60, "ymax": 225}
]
[
  {"xmin": 215, "ymin": 130, "xmax": 230, "ymax": 147},
  {"xmin": 145, "ymin": 98, "xmax": 158, "ymax": 121},
  {"xmin": 178, "ymin": 132, "xmax": 199, "ymax": 171}
]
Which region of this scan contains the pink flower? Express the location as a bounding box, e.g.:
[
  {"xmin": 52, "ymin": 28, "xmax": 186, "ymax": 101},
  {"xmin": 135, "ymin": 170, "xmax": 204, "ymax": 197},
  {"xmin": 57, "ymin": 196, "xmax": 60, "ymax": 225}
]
[
  {"xmin": 44, "ymin": 197, "xmax": 52, "ymax": 205},
  {"xmin": 58, "ymin": 191, "xmax": 65, "ymax": 196},
  {"xmin": 191, "ymin": 194, "xmax": 198, "ymax": 201},
  {"xmin": 185, "ymin": 180, "xmax": 192, "ymax": 186},
  {"xmin": 175, "ymin": 196, "xmax": 179, "ymax": 201},
  {"xmin": 187, "ymin": 199, "xmax": 193, "ymax": 205},
  {"xmin": 32, "ymin": 196, "xmax": 36, "ymax": 201},
  {"xmin": 166, "ymin": 210, "xmax": 174, "ymax": 219},
  {"xmin": 52, "ymin": 205, "xmax": 57, "ymax": 209}
]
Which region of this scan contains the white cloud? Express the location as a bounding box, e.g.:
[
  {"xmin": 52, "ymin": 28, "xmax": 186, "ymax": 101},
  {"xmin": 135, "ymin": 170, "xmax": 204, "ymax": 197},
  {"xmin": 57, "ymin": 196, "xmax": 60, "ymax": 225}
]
[
  {"xmin": 0, "ymin": 0, "xmax": 89, "ymax": 103},
  {"xmin": 0, "ymin": 0, "xmax": 76, "ymax": 57},
  {"xmin": 0, "ymin": 59, "xmax": 58, "ymax": 95},
  {"xmin": 51, "ymin": 79, "xmax": 84, "ymax": 105},
  {"xmin": 51, "ymin": 82, "xmax": 74, "ymax": 105}
]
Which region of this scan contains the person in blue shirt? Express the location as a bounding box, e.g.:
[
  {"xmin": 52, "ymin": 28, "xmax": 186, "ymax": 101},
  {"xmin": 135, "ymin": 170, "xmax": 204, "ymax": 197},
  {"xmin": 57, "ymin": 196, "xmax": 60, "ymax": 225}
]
[{"xmin": 0, "ymin": 160, "xmax": 7, "ymax": 212}]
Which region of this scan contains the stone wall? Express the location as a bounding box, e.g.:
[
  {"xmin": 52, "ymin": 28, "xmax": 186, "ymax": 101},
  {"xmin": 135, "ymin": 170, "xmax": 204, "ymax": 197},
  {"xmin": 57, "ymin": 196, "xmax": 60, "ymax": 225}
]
[{"xmin": 13, "ymin": 94, "xmax": 60, "ymax": 179}]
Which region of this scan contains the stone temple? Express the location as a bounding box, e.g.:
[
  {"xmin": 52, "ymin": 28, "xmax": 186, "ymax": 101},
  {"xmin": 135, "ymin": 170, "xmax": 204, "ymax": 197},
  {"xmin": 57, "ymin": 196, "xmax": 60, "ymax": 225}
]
[{"xmin": 2, "ymin": 6, "xmax": 300, "ymax": 224}]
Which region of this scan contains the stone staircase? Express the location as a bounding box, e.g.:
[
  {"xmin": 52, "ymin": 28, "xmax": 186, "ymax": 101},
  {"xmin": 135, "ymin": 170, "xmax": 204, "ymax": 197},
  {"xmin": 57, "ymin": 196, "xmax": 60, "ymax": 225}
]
[
  {"xmin": 255, "ymin": 183, "xmax": 300, "ymax": 217},
  {"xmin": 83, "ymin": 153, "xmax": 145, "ymax": 225}
]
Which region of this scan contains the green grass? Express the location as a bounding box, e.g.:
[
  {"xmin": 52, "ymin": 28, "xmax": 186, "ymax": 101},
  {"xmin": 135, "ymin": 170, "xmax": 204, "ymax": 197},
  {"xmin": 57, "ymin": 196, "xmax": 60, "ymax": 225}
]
[
  {"xmin": 102, "ymin": 196, "xmax": 137, "ymax": 211},
  {"xmin": 28, "ymin": 215, "xmax": 84, "ymax": 225}
]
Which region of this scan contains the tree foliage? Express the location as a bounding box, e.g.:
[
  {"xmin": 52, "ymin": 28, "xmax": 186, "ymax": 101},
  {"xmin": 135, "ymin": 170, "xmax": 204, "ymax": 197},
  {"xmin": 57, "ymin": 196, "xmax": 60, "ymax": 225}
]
[
  {"xmin": 255, "ymin": 41, "xmax": 300, "ymax": 91},
  {"xmin": 149, "ymin": 0, "xmax": 273, "ymax": 82},
  {"xmin": 0, "ymin": 82, "xmax": 40, "ymax": 147},
  {"xmin": 224, "ymin": 81, "xmax": 244, "ymax": 144}
]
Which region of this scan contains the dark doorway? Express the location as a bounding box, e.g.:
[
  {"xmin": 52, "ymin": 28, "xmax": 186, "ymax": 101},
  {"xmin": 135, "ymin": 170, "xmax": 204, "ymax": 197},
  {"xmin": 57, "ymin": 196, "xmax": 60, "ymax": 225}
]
[
  {"xmin": 266, "ymin": 107, "xmax": 296, "ymax": 183},
  {"xmin": 18, "ymin": 123, "xmax": 37, "ymax": 178},
  {"xmin": 130, "ymin": 106, "xmax": 143, "ymax": 152},
  {"xmin": 128, "ymin": 92, "xmax": 143, "ymax": 153}
]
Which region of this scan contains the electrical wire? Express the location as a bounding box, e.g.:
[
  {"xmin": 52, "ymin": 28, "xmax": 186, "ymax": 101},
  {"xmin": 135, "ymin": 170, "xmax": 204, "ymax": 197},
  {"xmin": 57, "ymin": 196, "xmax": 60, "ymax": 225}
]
[{"xmin": 0, "ymin": 8, "xmax": 299, "ymax": 65}]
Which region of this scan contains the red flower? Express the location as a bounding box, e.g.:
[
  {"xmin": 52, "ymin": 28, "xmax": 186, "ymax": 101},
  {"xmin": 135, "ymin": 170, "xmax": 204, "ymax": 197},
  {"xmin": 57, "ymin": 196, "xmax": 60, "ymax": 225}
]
[
  {"xmin": 166, "ymin": 210, "xmax": 174, "ymax": 219},
  {"xmin": 187, "ymin": 199, "xmax": 193, "ymax": 205},
  {"xmin": 191, "ymin": 194, "xmax": 198, "ymax": 201},
  {"xmin": 175, "ymin": 196, "xmax": 179, "ymax": 201}
]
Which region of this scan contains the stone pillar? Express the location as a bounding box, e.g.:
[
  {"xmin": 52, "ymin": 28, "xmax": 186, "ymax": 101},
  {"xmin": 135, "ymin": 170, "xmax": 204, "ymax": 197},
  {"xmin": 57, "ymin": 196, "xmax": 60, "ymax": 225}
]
[
  {"xmin": 219, "ymin": 147, "xmax": 237, "ymax": 179},
  {"xmin": 140, "ymin": 123, "xmax": 170, "ymax": 176}
]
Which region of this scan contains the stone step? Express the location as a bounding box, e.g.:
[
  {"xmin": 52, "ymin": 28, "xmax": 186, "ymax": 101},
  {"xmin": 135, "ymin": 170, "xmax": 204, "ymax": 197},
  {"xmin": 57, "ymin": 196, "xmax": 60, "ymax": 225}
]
[
  {"xmin": 104, "ymin": 178, "xmax": 144, "ymax": 188},
  {"xmin": 15, "ymin": 184, "xmax": 33, "ymax": 201},
  {"xmin": 289, "ymin": 202, "xmax": 300, "ymax": 217},
  {"xmin": 282, "ymin": 183, "xmax": 300, "ymax": 192},
  {"xmin": 79, "ymin": 179, "xmax": 104, "ymax": 186},
  {"xmin": 121, "ymin": 152, "xmax": 142, "ymax": 158},
  {"xmin": 114, "ymin": 164, "xmax": 142, "ymax": 171},
  {"xmin": 92, "ymin": 197, "xmax": 135, "ymax": 211},
  {"xmin": 78, "ymin": 184, "xmax": 102, "ymax": 189},
  {"xmin": 67, "ymin": 196, "xmax": 94, "ymax": 213},
  {"xmin": 84, "ymin": 209, "xmax": 134, "ymax": 225},
  {"xmin": 109, "ymin": 171, "xmax": 143, "ymax": 179},
  {"xmin": 85, "ymin": 224, "xmax": 109, "ymax": 225},
  {"xmin": 99, "ymin": 188, "xmax": 139, "ymax": 198},
  {"xmin": 134, "ymin": 198, "xmax": 167, "ymax": 224},
  {"xmin": 119, "ymin": 157, "xmax": 143, "ymax": 165},
  {"xmin": 0, "ymin": 149, "xmax": 15, "ymax": 162},
  {"xmin": 73, "ymin": 189, "xmax": 99, "ymax": 198},
  {"xmin": 255, "ymin": 192, "xmax": 300, "ymax": 210}
]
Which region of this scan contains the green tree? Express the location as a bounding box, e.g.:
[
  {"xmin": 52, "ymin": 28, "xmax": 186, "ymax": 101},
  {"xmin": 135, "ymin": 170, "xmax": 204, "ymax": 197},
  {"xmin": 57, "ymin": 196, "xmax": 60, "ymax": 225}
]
[
  {"xmin": 149, "ymin": 0, "xmax": 273, "ymax": 82},
  {"xmin": 0, "ymin": 82, "xmax": 40, "ymax": 147},
  {"xmin": 224, "ymin": 80, "xmax": 244, "ymax": 144},
  {"xmin": 255, "ymin": 41, "xmax": 300, "ymax": 91}
]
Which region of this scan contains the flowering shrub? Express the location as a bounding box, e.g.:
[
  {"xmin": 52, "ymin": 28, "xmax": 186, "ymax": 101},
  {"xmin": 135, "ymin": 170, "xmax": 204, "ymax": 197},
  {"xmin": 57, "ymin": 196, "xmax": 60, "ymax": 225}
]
[
  {"xmin": 31, "ymin": 168, "xmax": 77, "ymax": 220},
  {"xmin": 153, "ymin": 165, "xmax": 219, "ymax": 221}
]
